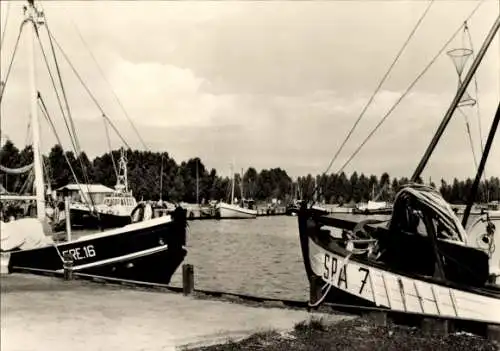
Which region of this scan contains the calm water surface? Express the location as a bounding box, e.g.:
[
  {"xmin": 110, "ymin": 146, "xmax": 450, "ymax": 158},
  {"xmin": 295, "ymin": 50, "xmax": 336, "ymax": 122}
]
[
  {"xmin": 169, "ymin": 216, "xmax": 310, "ymax": 301},
  {"xmin": 77, "ymin": 212, "xmax": 493, "ymax": 302}
]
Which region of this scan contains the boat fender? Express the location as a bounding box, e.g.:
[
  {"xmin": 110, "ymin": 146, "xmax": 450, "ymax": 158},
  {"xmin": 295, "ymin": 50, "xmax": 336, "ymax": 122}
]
[
  {"xmin": 131, "ymin": 203, "xmax": 145, "ymax": 223},
  {"xmin": 143, "ymin": 204, "xmax": 153, "ymax": 221}
]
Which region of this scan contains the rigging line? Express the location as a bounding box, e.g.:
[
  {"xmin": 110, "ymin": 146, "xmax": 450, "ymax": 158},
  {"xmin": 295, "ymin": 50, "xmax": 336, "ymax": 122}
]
[
  {"xmin": 0, "ymin": 21, "xmax": 26, "ymax": 104},
  {"xmin": 47, "ymin": 31, "xmax": 131, "ymax": 149},
  {"xmin": 457, "ymin": 107, "xmax": 479, "ymax": 171},
  {"xmin": 334, "ymin": 9, "xmax": 485, "ymax": 177},
  {"xmin": 24, "ymin": 118, "xmax": 31, "ymax": 147},
  {"xmin": 40, "ymin": 10, "xmax": 82, "ymax": 157},
  {"xmin": 103, "ymin": 117, "xmax": 119, "ymax": 179},
  {"xmin": 35, "ymin": 30, "xmax": 96, "ymax": 208},
  {"xmin": 37, "ymin": 94, "xmax": 93, "ymax": 208},
  {"xmin": 35, "ymin": 32, "xmax": 80, "ymax": 159},
  {"xmin": 42, "ymin": 21, "xmax": 94, "ymax": 193},
  {"xmin": 464, "ymin": 23, "xmax": 486, "ymax": 169},
  {"xmin": 72, "ymin": 20, "xmax": 149, "ymax": 151},
  {"xmin": 321, "ymin": 0, "xmax": 436, "ymax": 176},
  {"xmin": 0, "ymin": 0, "xmax": 11, "ymax": 51}
]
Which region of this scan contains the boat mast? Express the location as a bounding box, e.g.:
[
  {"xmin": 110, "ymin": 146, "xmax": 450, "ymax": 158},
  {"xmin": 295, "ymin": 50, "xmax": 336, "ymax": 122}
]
[
  {"xmin": 159, "ymin": 155, "xmax": 163, "ymax": 201},
  {"xmin": 196, "ymin": 159, "xmax": 199, "ymax": 205},
  {"xmin": 26, "ymin": 0, "xmax": 45, "ymax": 220},
  {"xmin": 462, "ymin": 103, "xmax": 500, "ymax": 227},
  {"xmin": 411, "ymin": 16, "xmax": 500, "ymax": 181},
  {"xmin": 240, "ymin": 168, "xmax": 244, "ymax": 202},
  {"xmin": 115, "ymin": 148, "xmax": 129, "ymax": 193},
  {"xmin": 230, "ymin": 163, "xmax": 235, "ymax": 205}
]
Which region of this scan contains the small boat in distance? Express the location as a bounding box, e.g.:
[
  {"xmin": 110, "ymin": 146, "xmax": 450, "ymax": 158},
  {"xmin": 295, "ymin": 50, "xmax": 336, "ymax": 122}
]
[{"xmin": 217, "ymin": 165, "xmax": 257, "ymax": 219}]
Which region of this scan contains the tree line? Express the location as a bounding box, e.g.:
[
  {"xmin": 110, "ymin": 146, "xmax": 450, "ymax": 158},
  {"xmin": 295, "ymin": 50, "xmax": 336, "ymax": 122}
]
[{"xmin": 1, "ymin": 140, "xmax": 499, "ymax": 204}]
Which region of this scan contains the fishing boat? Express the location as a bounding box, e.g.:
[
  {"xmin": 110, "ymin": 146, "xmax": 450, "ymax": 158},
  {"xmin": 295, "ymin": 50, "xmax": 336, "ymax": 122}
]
[
  {"xmin": 298, "ymin": 8, "xmax": 500, "ymax": 324},
  {"xmin": 217, "ymin": 165, "xmax": 257, "ymax": 219},
  {"xmin": 69, "ymin": 149, "xmax": 137, "ymax": 229},
  {"xmin": 0, "ymin": 0, "xmax": 187, "ymax": 284}
]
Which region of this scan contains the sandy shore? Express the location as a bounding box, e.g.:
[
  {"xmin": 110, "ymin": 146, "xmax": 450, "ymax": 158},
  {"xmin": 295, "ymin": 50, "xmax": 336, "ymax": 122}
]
[{"xmin": 1, "ymin": 274, "xmax": 350, "ymax": 351}]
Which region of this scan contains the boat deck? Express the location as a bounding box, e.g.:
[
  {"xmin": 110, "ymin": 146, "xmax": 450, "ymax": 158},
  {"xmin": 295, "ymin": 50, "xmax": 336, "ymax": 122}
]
[{"xmin": 0, "ymin": 273, "xmax": 349, "ymax": 351}]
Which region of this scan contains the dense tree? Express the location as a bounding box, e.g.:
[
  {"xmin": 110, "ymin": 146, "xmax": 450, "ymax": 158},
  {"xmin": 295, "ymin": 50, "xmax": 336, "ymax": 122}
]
[{"xmin": 1, "ymin": 140, "xmax": 499, "ymax": 204}]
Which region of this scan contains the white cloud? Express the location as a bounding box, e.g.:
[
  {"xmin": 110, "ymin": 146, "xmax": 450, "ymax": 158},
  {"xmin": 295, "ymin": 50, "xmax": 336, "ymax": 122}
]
[{"xmin": 1, "ymin": 0, "xmax": 498, "ymax": 182}]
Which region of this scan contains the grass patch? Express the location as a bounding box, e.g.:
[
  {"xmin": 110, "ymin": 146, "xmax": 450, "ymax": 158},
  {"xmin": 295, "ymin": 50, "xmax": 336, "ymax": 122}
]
[{"xmin": 192, "ymin": 317, "xmax": 499, "ymax": 351}]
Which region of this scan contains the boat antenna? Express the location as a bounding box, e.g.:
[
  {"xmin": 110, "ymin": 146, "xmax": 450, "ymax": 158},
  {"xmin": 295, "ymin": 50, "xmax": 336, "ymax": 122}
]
[
  {"xmin": 462, "ymin": 102, "xmax": 500, "ymax": 228},
  {"xmin": 411, "ymin": 15, "xmax": 500, "ymax": 181}
]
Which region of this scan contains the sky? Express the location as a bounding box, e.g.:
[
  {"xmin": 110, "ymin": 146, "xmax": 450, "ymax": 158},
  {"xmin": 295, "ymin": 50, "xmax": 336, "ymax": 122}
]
[{"xmin": 0, "ymin": 0, "xmax": 499, "ymax": 181}]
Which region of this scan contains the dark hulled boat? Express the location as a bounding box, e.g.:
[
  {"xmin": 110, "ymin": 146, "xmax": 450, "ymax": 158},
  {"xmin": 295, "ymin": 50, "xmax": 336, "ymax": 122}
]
[
  {"xmin": 7, "ymin": 205, "xmax": 187, "ymax": 284},
  {"xmin": 0, "ymin": 0, "xmax": 188, "ymax": 285}
]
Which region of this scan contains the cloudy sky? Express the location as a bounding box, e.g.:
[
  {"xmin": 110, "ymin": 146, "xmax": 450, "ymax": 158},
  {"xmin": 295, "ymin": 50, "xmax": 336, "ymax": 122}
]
[{"xmin": 0, "ymin": 0, "xmax": 499, "ymax": 181}]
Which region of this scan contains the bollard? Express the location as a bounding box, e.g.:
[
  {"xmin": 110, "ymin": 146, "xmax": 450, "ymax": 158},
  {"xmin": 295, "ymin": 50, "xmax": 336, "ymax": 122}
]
[
  {"xmin": 182, "ymin": 264, "xmax": 194, "ymax": 295},
  {"xmin": 63, "ymin": 252, "xmax": 74, "ymax": 281},
  {"xmin": 0, "ymin": 252, "xmax": 11, "ymax": 275}
]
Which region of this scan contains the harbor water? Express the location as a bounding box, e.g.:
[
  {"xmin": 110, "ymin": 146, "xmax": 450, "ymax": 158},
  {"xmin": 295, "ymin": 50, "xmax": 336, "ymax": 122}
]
[
  {"xmin": 74, "ymin": 212, "xmax": 492, "ymax": 302},
  {"xmin": 168, "ymin": 214, "xmax": 391, "ymax": 301}
]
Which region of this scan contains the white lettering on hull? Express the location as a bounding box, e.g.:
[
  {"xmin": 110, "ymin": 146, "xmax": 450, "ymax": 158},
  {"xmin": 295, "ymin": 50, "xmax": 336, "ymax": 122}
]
[
  {"xmin": 61, "ymin": 245, "xmax": 96, "ymax": 261},
  {"xmin": 308, "ymin": 239, "xmax": 500, "ymax": 324}
]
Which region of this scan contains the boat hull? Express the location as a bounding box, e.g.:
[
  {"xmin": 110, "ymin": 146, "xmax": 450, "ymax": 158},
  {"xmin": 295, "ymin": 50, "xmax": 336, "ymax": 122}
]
[
  {"xmin": 217, "ymin": 203, "xmax": 257, "ymax": 219},
  {"xmin": 69, "ymin": 207, "xmax": 131, "ymax": 229},
  {"xmin": 7, "ymin": 211, "xmax": 187, "ymax": 285},
  {"xmin": 298, "ymin": 209, "xmax": 500, "ymax": 324}
]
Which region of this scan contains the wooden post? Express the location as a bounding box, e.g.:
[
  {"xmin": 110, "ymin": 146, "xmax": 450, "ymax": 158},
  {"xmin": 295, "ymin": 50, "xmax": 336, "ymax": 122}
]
[
  {"xmin": 0, "ymin": 253, "xmax": 11, "ymax": 275},
  {"xmin": 64, "ymin": 196, "xmax": 72, "ymax": 242},
  {"xmin": 63, "ymin": 252, "xmax": 73, "ymax": 281},
  {"xmin": 182, "ymin": 264, "xmax": 194, "ymax": 295},
  {"xmin": 487, "ymin": 324, "xmax": 500, "ymax": 344}
]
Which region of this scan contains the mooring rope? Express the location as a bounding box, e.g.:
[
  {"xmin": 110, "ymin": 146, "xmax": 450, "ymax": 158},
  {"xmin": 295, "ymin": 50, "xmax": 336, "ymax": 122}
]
[{"xmin": 308, "ymin": 253, "xmax": 353, "ymax": 308}]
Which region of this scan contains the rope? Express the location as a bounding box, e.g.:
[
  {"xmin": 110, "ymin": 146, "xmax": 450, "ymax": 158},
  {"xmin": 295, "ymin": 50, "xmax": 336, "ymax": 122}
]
[
  {"xmin": 457, "ymin": 107, "xmax": 479, "ymax": 170},
  {"xmin": 46, "ymin": 31, "xmax": 131, "ymax": 149},
  {"xmin": 308, "ymin": 253, "xmax": 353, "ymax": 308},
  {"xmin": 103, "ymin": 118, "xmax": 119, "ymax": 179},
  {"xmin": 0, "ymin": 20, "xmax": 26, "ymax": 104},
  {"xmin": 39, "ymin": 21, "xmax": 96, "ymax": 209},
  {"xmin": 321, "ymin": 0, "xmax": 436, "ymax": 176},
  {"xmin": 0, "ymin": 0, "xmax": 11, "ymax": 51},
  {"xmin": 0, "ymin": 163, "xmax": 33, "ymax": 174},
  {"xmin": 37, "ymin": 94, "xmax": 92, "ymax": 208},
  {"xmin": 333, "ymin": 10, "xmax": 484, "ymax": 177},
  {"xmin": 72, "ymin": 20, "xmax": 149, "ymax": 151},
  {"xmin": 464, "ymin": 22, "xmax": 485, "ymax": 158},
  {"xmin": 24, "ymin": 119, "xmax": 31, "ymax": 147},
  {"xmin": 36, "ymin": 29, "xmax": 80, "ymax": 158}
]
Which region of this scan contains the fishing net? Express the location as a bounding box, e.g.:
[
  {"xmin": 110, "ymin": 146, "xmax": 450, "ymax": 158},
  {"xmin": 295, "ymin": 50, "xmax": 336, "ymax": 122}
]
[{"xmin": 447, "ymin": 48, "xmax": 476, "ymax": 107}]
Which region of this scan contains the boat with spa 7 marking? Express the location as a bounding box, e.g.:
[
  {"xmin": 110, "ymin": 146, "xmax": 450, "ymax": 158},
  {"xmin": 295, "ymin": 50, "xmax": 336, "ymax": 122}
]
[
  {"xmin": 298, "ymin": 8, "xmax": 500, "ymax": 324},
  {"xmin": 0, "ymin": 0, "xmax": 187, "ymax": 284}
]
